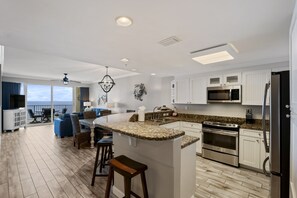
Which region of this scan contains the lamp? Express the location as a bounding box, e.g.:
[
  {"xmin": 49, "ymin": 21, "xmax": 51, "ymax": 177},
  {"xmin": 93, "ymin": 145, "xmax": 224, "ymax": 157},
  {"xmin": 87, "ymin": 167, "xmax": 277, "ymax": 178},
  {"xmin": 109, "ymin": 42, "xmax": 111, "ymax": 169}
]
[
  {"xmin": 83, "ymin": 102, "xmax": 91, "ymax": 108},
  {"xmin": 98, "ymin": 66, "xmax": 115, "ymax": 93},
  {"xmin": 83, "ymin": 102, "xmax": 91, "ymax": 112},
  {"xmin": 63, "ymin": 73, "xmax": 69, "ymax": 85}
]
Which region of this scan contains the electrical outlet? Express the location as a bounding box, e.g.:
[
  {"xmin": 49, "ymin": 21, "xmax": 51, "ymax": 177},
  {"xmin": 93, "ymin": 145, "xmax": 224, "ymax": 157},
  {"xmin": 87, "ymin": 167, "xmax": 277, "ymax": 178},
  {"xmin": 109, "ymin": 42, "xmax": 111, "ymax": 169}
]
[{"xmin": 184, "ymin": 106, "xmax": 188, "ymax": 110}]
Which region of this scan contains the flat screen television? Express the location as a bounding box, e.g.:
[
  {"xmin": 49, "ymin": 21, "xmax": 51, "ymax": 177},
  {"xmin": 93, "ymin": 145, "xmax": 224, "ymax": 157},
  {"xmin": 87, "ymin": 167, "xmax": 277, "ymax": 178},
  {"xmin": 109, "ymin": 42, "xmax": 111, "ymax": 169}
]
[{"xmin": 10, "ymin": 95, "xmax": 25, "ymax": 109}]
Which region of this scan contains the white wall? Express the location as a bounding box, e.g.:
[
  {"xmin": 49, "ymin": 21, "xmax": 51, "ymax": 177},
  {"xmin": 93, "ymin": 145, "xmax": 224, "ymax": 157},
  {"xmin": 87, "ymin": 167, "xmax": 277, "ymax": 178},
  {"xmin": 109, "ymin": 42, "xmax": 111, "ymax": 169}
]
[{"xmin": 89, "ymin": 74, "xmax": 174, "ymax": 112}]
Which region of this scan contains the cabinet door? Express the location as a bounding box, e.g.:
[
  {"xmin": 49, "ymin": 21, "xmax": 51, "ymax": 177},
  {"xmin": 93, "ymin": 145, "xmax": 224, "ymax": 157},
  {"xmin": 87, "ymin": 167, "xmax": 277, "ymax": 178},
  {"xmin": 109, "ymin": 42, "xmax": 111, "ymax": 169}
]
[
  {"xmin": 175, "ymin": 79, "xmax": 190, "ymax": 104},
  {"xmin": 208, "ymin": 76, "xmax": 222, "ymax": 87},
  {"xmin": 239, "ymin": 136, "xmax": 261, "ymax": 168},
  {"xmin": 190, "ymin": 77, "xmax": 207, "ymax": 104},
  {"xmin": 184, "ymin": 130, "xmax": 201, "ymax": 154},
  {"xmin": 242, "ymin": 70, "xmax": 271, "ymax": 105},
  {"xmin": 224, "ymin": 73, "xmax": 241, "ymax": 85}
]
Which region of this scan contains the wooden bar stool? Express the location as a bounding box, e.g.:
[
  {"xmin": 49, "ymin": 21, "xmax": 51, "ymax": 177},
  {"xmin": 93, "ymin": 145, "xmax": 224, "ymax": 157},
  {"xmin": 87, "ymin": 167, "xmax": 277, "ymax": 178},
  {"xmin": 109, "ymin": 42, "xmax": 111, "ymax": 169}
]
[
  {"xmin": 105, "ymin": 155, "xmax": 149, "ymax": 198},
  {"xmin": 91, "ymin": 136, "xmax": 113, "ymax": 186}
]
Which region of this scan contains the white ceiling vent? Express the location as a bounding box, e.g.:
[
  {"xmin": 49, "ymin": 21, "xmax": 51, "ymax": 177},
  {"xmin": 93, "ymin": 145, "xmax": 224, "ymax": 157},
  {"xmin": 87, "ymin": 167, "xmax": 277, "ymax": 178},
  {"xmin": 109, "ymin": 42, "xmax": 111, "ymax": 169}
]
[{"xmin": 158, "ymin": 36, "xmax": 181, "ymax": 46}]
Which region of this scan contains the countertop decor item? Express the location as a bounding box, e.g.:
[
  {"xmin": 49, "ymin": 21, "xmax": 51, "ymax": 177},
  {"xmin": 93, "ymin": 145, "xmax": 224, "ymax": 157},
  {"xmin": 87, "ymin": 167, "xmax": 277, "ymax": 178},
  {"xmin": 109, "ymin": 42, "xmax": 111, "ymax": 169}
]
[{"xmin": 134, "ymin": 83, "xmax": 147, "ymax": 101}]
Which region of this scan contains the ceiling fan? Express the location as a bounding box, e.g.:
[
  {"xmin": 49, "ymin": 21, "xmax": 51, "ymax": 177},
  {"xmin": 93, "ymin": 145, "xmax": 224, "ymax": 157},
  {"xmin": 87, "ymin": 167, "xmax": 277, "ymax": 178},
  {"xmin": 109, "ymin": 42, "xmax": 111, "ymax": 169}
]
[{"xmin": 51, "ymin": 73, "xmax": 81, "ymax": 85}]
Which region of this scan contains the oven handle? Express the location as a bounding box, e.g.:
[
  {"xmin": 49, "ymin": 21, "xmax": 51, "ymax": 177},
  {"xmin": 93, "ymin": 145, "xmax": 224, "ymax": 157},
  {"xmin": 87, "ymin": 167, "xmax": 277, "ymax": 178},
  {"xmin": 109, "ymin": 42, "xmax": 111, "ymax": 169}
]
[{"xmin": 202, "ymin": 128, "xmax": 238, "ymax": 137}]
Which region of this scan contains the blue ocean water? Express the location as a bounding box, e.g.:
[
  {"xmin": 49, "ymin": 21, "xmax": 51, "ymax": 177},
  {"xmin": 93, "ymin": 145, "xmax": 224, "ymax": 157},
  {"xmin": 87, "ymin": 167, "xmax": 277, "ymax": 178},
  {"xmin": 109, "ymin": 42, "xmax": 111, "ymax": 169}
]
[{"xmin": 27, "ymin": 101, "xmax": 73, "ymax": 113}]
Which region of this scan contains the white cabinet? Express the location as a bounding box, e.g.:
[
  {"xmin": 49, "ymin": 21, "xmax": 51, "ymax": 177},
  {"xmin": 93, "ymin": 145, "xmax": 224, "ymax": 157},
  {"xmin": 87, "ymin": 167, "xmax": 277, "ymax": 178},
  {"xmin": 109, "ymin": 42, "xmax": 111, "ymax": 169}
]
[
  {"xmin": 242, "ymin": 70, "xmax": 271, "ymax": 105},
  {"xmin": 239, "ymin": 129, "xmax": 270, "ymax": 170},
  {"xmin": 208, "ymin": 73, "xmax": 241, "ymax": 87},
  {"xmin": 189, "ymin": 77, "xmax": 207, "ymax": 104},
  {"xmin": 161, "ymin": 121, "xmax": 202, "ymax": 154},
  {"xmin": 239, "ymin": 135, "xmax": 261, "ymax": 168},
  {"xmin": 180, "ymin": 122, "xmax": 202, "ymax": 154},
  {"xmin": 175, "ymin": 79, "xmax": 190, "ymax": 104},
  {"xmin": 173, "ymin": 77, "xmax": 207, "ymax": 104},
  {"xmin": 3, "ymin": 109, "xmax": 26, "ymax": 132}
]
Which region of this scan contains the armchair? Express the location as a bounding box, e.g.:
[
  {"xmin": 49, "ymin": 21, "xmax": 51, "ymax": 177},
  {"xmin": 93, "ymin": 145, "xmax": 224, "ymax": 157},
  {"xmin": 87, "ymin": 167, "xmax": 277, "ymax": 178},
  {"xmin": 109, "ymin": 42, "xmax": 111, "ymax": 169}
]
[{"xmin": 54, "ymin": 114, "xmax": 73, "ymax": 138}]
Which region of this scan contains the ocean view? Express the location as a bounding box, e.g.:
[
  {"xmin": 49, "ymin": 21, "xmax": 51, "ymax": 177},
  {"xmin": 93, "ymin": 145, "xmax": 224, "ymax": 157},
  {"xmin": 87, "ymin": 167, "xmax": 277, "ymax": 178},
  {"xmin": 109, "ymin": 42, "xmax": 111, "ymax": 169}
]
[{"xmin": 27, "ymin": 101, "xmax": 73, "ymax": 114}]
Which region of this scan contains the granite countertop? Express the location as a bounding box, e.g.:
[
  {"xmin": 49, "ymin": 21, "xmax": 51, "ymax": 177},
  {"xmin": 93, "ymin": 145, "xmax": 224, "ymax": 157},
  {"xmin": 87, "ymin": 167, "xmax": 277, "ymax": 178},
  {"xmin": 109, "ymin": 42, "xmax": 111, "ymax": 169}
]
[
  {"xmin": 181, "ymin": 136, "xmax": 199, "ymax": 149},
  {"xmin": 93, "ymin": 114, "xmax": 185, "ymax": 141},
  {"xmin": 143, "ymin": 113, "xmax": 269, "ymax": 131}
]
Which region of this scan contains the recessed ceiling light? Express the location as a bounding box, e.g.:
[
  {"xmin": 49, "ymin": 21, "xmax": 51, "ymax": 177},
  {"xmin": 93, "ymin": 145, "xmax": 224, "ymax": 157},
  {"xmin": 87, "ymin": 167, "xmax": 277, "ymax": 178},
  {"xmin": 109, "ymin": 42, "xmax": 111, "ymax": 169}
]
[
  {"xmin": 151, "ymin": 73, "xmax": 156, "ymax": 76},
  {"xmin": 121, "ymin": 58, "xmax": 129, "ymax": 63},
  {"xmin": 191, "ymin": 43, "xmax": 238, "ymax": 65},
  {"xmin": 131, "ymin": 69, "xmax": 136, "ymax": 71},
  {"xmin": 115, "ymin": 16, "xmax": 133, "ymax": 27}
]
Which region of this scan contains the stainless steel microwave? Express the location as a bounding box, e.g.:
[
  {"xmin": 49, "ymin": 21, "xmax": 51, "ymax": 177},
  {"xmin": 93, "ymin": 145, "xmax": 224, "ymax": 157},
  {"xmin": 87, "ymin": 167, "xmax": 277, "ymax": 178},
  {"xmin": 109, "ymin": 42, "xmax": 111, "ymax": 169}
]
[{"xmin": 207, "ymin": 85, "xmax": 241, "ymax": 103}]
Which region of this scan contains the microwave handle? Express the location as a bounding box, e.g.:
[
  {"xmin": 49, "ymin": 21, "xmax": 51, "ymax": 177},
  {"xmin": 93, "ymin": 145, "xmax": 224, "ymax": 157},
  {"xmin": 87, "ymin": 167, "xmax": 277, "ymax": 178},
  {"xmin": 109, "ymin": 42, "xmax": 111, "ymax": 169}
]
[{"xmin": 262, "ymin": 81, "xmax": 270, "ymax": 153}]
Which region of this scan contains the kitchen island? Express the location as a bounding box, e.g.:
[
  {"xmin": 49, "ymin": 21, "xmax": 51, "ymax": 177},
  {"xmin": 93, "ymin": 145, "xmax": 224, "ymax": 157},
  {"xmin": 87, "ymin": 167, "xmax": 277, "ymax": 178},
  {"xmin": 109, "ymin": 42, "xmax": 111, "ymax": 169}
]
[{"xmin": 91, "ymin": 113, "xmax": 198, "ymax": 198}]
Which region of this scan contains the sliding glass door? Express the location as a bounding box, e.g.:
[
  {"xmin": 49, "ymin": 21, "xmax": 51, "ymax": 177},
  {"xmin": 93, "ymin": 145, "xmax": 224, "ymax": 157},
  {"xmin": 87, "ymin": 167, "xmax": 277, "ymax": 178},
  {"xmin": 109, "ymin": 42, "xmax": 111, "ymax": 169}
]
[
  {"xmin": 27, "ymin": 84, "xmax": 73, "ymax": 125},
  {"xmin": 53, "ymin": 86, "xmax": 73, "ymax": 115},
  {"xmin": 27, "ymin": 84, "xmax": 51, "ymax": 124}
]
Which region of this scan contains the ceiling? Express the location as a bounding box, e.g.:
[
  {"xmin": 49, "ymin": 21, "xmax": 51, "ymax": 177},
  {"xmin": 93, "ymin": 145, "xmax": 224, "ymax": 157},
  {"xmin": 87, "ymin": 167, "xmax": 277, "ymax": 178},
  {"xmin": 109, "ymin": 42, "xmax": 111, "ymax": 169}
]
[
  {"xmin": 3, "ymin": 47, "xmax": 138, "ymax": 83},
  {"xmin": 0, "ymin": 0, "xmax": 295, "ymax": 79}
]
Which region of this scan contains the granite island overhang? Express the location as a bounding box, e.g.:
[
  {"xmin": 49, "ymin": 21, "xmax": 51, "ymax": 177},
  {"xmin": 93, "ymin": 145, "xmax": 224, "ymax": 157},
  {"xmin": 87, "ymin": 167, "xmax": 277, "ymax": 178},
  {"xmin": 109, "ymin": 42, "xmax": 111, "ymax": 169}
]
[{"xmin": 92, "ymin": 113, "xmax": 198, "ymax": 198}]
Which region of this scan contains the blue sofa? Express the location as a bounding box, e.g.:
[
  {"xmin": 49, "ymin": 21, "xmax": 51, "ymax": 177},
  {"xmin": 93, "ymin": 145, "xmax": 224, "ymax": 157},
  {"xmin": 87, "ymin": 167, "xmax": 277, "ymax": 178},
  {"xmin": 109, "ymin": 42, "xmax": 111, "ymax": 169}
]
[{"xmin": 54, "ymin": 114, "xmax": 73, "ymax": 138}]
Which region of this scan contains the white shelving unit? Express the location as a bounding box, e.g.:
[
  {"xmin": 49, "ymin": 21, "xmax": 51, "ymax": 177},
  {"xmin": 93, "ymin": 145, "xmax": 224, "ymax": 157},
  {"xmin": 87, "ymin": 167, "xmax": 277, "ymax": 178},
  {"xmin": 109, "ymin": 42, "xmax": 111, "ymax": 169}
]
[{"xmin": 3, "ymin": 108, "xmax": 26, "ymax": 132}]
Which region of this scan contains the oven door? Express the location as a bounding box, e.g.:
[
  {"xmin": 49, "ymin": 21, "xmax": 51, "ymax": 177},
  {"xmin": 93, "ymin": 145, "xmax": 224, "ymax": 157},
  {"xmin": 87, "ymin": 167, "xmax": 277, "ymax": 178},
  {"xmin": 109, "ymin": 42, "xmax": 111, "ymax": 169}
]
[{"xmin": 202, "ymin": 128, "xmax": 239, "ymax": 155}]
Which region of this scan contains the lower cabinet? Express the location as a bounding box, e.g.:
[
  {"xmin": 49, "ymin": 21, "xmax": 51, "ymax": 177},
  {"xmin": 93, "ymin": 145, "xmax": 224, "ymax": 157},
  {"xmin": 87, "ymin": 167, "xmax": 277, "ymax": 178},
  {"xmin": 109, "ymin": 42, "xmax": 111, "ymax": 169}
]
[
  {"xmin": 161, "ymin": 121, "xmax": 202, "ymax": 154},
  {"xmin": 239, "ymin": 129, "xmax": 270, "ymax": 171},
  {"xmin": 3, "ymin": 108, "xmax": 26, "ymax": 132}
]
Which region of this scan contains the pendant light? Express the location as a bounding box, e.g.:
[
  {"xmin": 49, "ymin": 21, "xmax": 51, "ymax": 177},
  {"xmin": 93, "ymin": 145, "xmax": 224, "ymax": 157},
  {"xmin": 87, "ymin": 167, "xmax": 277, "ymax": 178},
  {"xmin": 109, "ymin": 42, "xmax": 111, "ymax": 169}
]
[{"xmin": 98, "ymin": 66, "xmax": 115, "ymax": 93}]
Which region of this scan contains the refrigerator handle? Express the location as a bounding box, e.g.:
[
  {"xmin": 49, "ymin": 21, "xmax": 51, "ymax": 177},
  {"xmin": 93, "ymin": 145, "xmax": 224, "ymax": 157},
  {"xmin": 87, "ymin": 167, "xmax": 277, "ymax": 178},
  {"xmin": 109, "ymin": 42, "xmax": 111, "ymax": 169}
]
[{"xmin": 262, "ymin": 81, "xmax": 270, "ymax": 153}]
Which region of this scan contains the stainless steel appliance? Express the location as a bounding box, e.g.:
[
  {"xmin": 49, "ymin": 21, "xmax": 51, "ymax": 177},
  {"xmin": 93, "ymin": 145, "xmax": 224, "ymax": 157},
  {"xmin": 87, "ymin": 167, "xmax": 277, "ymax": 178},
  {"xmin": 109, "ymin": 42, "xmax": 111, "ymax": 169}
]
[
  {"xmin": 262, "ymin": 71, "xmax": 290, "ymax": 198},
  {"xmin": 202, "ymin": 121, "xmax": 239, "ymax": 167},
  {"xmin": 207, "ymin": 85, "xmax": 241, "ymax": 103}
]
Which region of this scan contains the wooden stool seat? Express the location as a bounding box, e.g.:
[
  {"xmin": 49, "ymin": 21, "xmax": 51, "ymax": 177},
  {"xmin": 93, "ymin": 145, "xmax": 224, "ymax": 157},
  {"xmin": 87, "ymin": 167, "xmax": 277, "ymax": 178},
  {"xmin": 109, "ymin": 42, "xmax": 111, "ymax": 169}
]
[
  {"xmin": 105, "ymin": 155, "xmax": 149, "ymax": 198},
  {"xmin": 91, "ymin": 136, "xmax": 113, "ymax": 186}
]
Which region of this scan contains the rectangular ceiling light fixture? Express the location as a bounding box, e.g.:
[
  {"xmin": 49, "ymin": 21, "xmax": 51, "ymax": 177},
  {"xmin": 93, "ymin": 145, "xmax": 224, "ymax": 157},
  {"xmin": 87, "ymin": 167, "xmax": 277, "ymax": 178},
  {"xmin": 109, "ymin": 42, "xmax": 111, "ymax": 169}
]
[{"xmin": 191, "ymin": 43, "xmax": 238, "ymax": 65}]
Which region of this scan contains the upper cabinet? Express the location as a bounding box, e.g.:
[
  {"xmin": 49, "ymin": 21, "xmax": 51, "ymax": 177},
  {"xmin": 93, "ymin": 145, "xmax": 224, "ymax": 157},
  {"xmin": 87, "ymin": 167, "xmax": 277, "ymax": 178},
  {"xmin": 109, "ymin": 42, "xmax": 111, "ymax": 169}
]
[
  {"xmin": 242, "ymin": 70, "xmax": 271, "ymax": 106},
  {"xmin": 175, "ymin": 79, "xmax": 190, "ymax": 104},
  {"xmin": 172, "ymin": 69, "xmax": 271, "ymax": 106},
  {"xmin": 172, "ymin": 77, "xmax": 207, "ymax": 104},
  {"xmin": 208, "ymin": 73, "xmax": 241, "ymax": 87},
  {"xmin": 190, "ymin": 77, "xmax": 207, "ymax": 104}
]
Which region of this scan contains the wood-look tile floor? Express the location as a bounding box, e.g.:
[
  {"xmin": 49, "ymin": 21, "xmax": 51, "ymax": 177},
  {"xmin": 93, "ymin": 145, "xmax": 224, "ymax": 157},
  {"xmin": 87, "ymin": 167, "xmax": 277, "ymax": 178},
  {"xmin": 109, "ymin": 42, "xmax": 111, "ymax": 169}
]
[{"xmin": 0, "ymin": 125, "xmax": 270, "ymax": 198}]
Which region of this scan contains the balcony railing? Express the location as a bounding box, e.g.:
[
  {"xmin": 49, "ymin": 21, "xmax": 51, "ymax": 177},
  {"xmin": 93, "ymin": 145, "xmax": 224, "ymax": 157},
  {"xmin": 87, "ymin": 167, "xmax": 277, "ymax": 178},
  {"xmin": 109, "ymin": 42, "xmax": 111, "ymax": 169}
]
[{"xmin": 27, "ymin": 104, "xmax": 73, "ymax": 115}]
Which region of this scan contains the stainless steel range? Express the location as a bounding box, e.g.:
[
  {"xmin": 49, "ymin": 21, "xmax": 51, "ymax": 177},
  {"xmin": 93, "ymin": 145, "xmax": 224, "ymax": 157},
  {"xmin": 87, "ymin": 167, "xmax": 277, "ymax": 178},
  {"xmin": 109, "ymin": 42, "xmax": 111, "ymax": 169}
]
[{"xmin": 202, "ymin": 121, "xmax": 239, "ymax": 167}]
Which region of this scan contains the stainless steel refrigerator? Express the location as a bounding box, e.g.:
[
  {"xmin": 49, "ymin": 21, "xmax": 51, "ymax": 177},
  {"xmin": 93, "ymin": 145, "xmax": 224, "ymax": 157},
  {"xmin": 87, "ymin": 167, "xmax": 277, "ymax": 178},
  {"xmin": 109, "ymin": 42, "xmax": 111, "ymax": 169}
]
[{"xmin": 262, "ymin": 71, "xmax": 290, "ymax": 198}]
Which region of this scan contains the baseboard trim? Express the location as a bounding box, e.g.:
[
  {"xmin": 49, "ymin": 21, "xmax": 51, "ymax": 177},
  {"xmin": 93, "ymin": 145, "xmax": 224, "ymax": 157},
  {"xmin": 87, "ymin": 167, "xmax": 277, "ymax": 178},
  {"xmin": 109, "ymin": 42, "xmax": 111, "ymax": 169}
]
[
  {"xmin": 112, "ymin": 186, "xmax": 124, "ymax": 198},
  {"xmin": 291, "ymin": 181, "xmax": 296, "ymax": 198}
]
